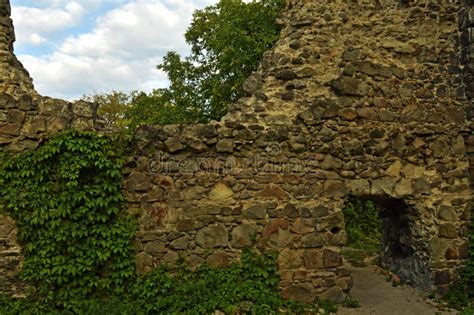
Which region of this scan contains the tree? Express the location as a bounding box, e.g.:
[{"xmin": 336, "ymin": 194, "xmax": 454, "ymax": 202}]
[
  {"xmin": 160, "ymin": 0, "xmax": 284, "ymax": 121},
  {"xmin": 124, "ymin": 89, "xmax": 191, "ymax": 129},
  {"xmin": 82, "ymin": 91, "xmax": 132, "ymax": 128},
  {"xmin": 83, "ymin": 0, "xmax": 284, "ymax": 129}
]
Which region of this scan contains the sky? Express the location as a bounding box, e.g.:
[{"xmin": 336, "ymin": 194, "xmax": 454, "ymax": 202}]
[{"xmin": 11, "ymin": 0, "xmax": 217, "ymax": 100}]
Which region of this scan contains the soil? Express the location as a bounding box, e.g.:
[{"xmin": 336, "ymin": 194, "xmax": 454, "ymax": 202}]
[{"xmin": 337, "ymin": 265, "xmax": 458, "ymax": 315}]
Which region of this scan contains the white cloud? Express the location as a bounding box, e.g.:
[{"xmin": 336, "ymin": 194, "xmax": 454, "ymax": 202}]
[
  {"xmin": 18, "ymin": 52, "xmax": 169, "ymax": 100},
  {"xmin": 13, "ymin": 0, "xmax": 219, "ymax": 99},
  {"xmin": 14, "ymin": 0, "xmax": 219, "ymax": 100},
  {"xmin": 27, "ymin": 33, "xmax": 46, "ymax": 45},
  {"xmin": 12, "ymin": 1, "xmax": 85, "ymax": 45},
  {"xmin": 60, "ymin": 0, "xmax": 196, "ymax": 59}
]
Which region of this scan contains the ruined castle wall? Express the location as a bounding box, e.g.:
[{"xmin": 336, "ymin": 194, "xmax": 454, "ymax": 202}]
[
  {"xmin": 0, "ymin": 0, "xmax": 472, "ymax": 303},
  {"xmin": 126, "ymin": 0, "xmax": 472, "ymax": 300}
]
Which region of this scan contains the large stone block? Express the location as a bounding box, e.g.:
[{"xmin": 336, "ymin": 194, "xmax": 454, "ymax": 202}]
[
  {"xmin": 195, "ymin": 224, "xmax": 228, "ymax": 248},
  {"xmin": 231, "ymin": 224, "xmax": 258, "ymax": 248},
  {"xmin": 281, "ymin": 283, "xmax": 315, "ymax": 304},
  {"xmin": 330, "ymin": 76, "xmax": 369, "ymax": 97}
]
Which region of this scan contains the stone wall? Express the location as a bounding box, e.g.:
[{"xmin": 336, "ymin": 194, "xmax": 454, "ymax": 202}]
[{"xmin": 0, "ymin": 0, "xmax": 473, "ymax": 303}]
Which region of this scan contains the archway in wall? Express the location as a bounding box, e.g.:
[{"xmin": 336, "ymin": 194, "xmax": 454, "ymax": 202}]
[{"xmin": 342, "ymin": 196, "xmax": 432, "ymax": 291}]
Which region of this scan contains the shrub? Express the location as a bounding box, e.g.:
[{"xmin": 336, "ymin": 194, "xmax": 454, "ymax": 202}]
[{"xmin": 342, "ymin": 197, "xmax": 382, "ymax": 253}]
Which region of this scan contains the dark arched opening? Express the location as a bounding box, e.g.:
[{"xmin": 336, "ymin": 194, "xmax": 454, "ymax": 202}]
[{"xmin": 342, "ymin": 196, "xmax": 432, "ymax": 290}]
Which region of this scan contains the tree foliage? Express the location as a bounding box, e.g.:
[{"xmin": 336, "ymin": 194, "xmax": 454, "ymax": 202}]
[
  {"xmin": 342, "ymin": 198, "xmax": 382, "ymax": 253},
  {"xmin": 84, "ymin": 0, "xmax": 284, "ymax": 128},
  {"xmin": 159, "ymin": 0, "xmax": 285, "ymax": 122},
  {"xmin": 82, "ymin": 91, "xmax": 132, "ymax": 128}
]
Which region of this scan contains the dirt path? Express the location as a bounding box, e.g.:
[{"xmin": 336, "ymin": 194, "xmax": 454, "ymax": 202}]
[{"xmin": 337, "ymin": 265, "xmax": 457, "ymax": 315}]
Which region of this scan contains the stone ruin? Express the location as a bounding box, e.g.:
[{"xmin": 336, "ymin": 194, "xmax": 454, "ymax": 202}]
[{"xmin": 0, "ymin": 0, "xmax": 473, "ymax": 303}]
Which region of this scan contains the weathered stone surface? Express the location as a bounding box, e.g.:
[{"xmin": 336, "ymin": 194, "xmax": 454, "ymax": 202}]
[
  {"xmin": 371, "ymin": 177, "xmax": 396, "ymax": 195},
  {"xmin": 209, "ymin": 182, "xmax": 233, "ymax": 200},
  {"xmin": 303, "ymin": 249, "xmax": 324, "ymax": 269},
  {"xmin": 243, "ymin": 204, "xmax": 266, "ymax": 219},
  {"xmin": 340, "ymin": 108, "xmax": 358, "ymax": 121},
  {"xmin": 386, "ymin": 160, "xmax": 402, "ymax": 177},
  {"xmin": 177, "ymin": 219, "xmax": 202, "ymax": 232},
  {"xmin": 337, "ymin": 276, "xmax": 353, "ymax": 292},
  {"xmin": 403, "ymin": 163, "xmax": 426, "ymax": 178},
  {"xmin": 170, "ymin": 235, "xmax": 189, "ymax": 250},
  {"xmin": 320, "ymin": 286, "xmax": 346, "ymax": 303},
  {"xmin": 438, "ymin": 224, "xmax": 458, "ymax": 239},
  {"xmin": 144, "ymin": 241, "xmax": 167, "ymax": 255},
  {"xmin": 216, "ymin": 138, "xmax": 234, "ymax": 153},
  {"xmin": 430, "ymin": 138, "xmax": 449, "ymax": 158},
  {"xmin": 126, "ymin": 172, "xmax": 151, "ymax": 192},
  {"xmin": 292, "ymin": 218, "xmax": 313, "ymax": 235},
  {"xmin": 302, "ymin": 233, "xmax": 325, "ymax": 248},
  {"xmin": 207, "ymin": 252, "xmax": 229, "ymax": 268},
  {"xmin": 434, "ymin": 270, "xmax": 452, "ymax": 286},
  {"xmin": 282, "ymin": 203, "xmax": 300, "ymax": 218},
  {"xmin": 394, "ymin": 179, "xmax": 413, "ymax": 196},
  {"xmin": 438, "ymin": 206, "xmax": 458, "ymax": 222},
  {"xmin": 165, "ymin": 137, "xmax": 185, "ymax": 153},
  {"xmin": 231, "ymin": 224, "xmax": 258, "ymax": 248},
  {"xmin": 331, "ymin": 76, "xmax": 369, "ymax": 96},
  {"xmin": 7, "ymin": 109, "xmax": 24, "ymax": 123},
  {"xmin": 259, "ymin": 185, "xmax": 290, "ymax": 199},
  {"xmin": 266, "ymin": 227, "xmax": 291, "ymax": 248},
  {"xmin": 413, "ymin": 177, "xmax": 431, "ymax": 193},
  {"xmin": 135, "ymin": 252, "xmax": 153, "ymax": 275},
  {"xmin": 324, "ymin": 180, "xmax": 347, "ymax": 198},
  {"xmin": 161, "ymin": 251, "xmax": 179, "ymax": 265},
  {"xmin": 430, "ymin": 238, "xmax": 451, "ymax": 261},
  {"xmin": 347, "ymin": 179, "xmax": 370, "ymax": 195},
  {"xmin": 195, "ymin": 224, "xmax": 228, "ymax": 248},
  {"xmin": 320, "ymin": 155, "xmax": 343, "ymax": 170},
  {"xmin": 278, "ymin": 249, "xmax": 303, "ymax": 269},
  {"xmin": 187, "ymin": 138, "xmax": 207, "ymax": 152},
  {"xmin": 262, "ymin": 218, "xmax": 289, "ymax": 240},
  {"xmin": 281, "ymin": 283, "xmax": 315, "ymax": 304},
  {"xmin": 275, "ymin": 69, "xmax": 297, "ymax": 81},
  {"xmin": 323, "ymin": 249, "xmax": 342, "ymax": 268}
]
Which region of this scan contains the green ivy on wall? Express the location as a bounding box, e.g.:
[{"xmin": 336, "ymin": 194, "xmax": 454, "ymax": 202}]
[{"xmin": 0, "ymin": 130, "xmax": 135, "ymax": 308}]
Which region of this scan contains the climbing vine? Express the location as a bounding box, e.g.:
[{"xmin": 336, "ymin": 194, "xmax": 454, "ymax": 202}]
[{"xmin": 0, "ymin": 130, "xmax": 135, "ymax": 308}]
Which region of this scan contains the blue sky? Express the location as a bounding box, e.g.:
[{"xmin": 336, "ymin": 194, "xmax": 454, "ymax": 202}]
[{"xmin": 11, "ymin": 0, "xmax": 217, "ymax": 100}]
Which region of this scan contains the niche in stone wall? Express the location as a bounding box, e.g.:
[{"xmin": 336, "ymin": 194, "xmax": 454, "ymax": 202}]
[{"xmin": 342, "ymin": 196, "xmax": 432, "ymax": 291}]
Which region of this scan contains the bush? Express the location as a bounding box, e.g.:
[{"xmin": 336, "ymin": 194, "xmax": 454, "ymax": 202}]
[{"xmin": 342, "ymin": 197, "xmax": 382, "ymax": 253}]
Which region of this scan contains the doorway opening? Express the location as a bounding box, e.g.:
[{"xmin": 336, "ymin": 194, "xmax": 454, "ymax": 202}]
[{"xmin": 342, "ymin": 196, "xmax": 431, "ymax": 290}]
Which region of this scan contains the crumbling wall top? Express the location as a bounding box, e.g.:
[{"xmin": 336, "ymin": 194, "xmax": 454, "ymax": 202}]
[{"xmin": 0, "ymin": 0, "xmax": 36, "ymax": 97}]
